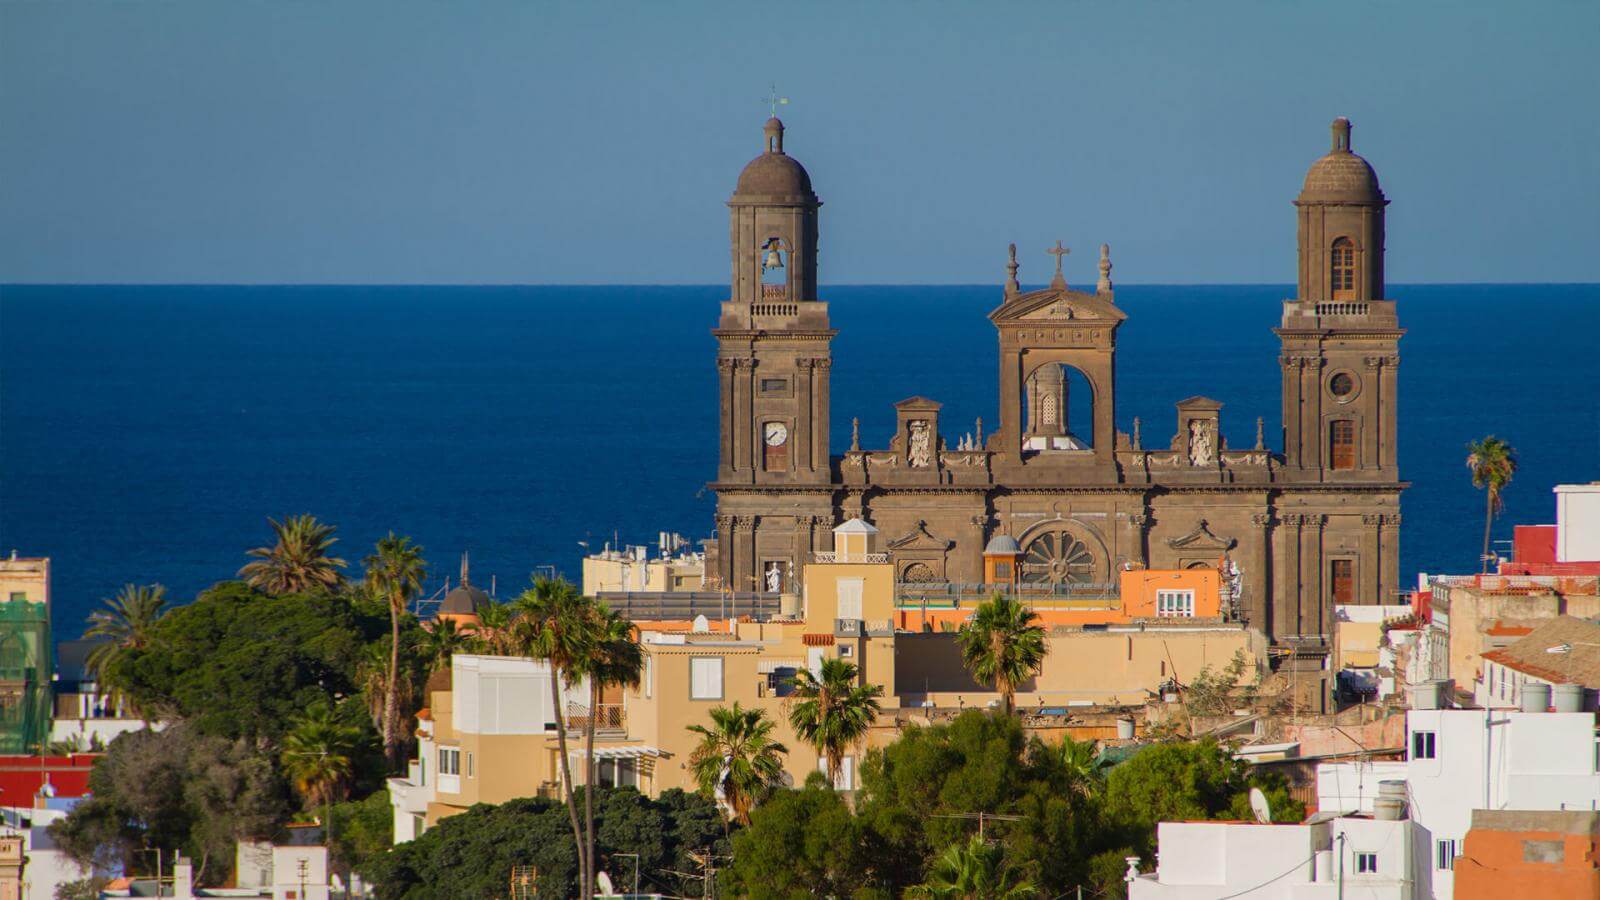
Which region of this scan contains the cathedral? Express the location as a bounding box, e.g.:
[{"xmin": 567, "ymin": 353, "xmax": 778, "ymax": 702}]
[{"xmin": 709, "ymin": 115, "xmax": 1403, "ymax": 647}]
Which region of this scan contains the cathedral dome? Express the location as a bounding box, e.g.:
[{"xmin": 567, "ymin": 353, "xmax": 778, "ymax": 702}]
[
  {"xmin": 438, "ymin": 583, "xmax": 489, "ymax": 618},
  {"xmin": 1299, "ymin": 118, "xmax": 1383, "ymax": 203},
  {"xmin": 733, "ymin": 117, "xmax": 816, "ymax": 200}
]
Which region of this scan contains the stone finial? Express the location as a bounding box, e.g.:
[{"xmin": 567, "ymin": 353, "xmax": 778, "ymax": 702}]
[
  {"xmin": 1132, "ymin": 416, "xmax": 1142, "ymax": 450},
  {"xmin": 1255, "ymin": 416, "xmax": 1265, "ymax": 450},
  {"xmin": 1097, "ymin": 243, "xmax": 1114, "ymax": 293},
  {"xmin": 1331, "ymin": 116, "xmax": 1351, "ymax": 153},
  {"xmin": 1005, "ymin": 243, "xmax": 1020, "ymax": 297},
  {"xmin": 975, "ymin": 417, "xmax": 984, "ymax": 447},
  {"xmin": 460, "ymin": 551, "xmax": 470, "ymax": 587},
  {"xmin": 1047, "ymin": 240, "xmax": 1070, "ymax": 290},
  {"xmin": 850, "ymin": 417, "xmax": 861, "ymax": 451}
]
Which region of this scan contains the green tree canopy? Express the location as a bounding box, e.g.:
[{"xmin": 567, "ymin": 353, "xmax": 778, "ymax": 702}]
[
  {"xmin": 103, "ymin": 581, "xmax": 420, "ymax": 745},
  {"xmin": 363, "ymin": 788, "xmax": 726, "ymax": 900},
  {"xmin": 48, "ymin": 724, "xmax": 291, "ymax": 885},
  {"xmin": 723, "ymin": 774, "xmax": 881, "ymax": 899}
]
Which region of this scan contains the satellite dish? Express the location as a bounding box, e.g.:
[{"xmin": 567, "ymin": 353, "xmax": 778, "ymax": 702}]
[{"xmin": 1249, "ymin": 787, "xmax": 1272, "ymax": 824}]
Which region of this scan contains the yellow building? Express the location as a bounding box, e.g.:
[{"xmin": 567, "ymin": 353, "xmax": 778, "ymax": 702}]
[{"xmin": 395, "ymin": 520, "xmax": 1257, "ymax": 830}]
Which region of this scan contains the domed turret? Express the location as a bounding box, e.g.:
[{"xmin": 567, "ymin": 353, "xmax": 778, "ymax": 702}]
[
  {"xmin": 1298, "ymin": 118, "xmax": 1384, "ymax": 203},
  {"xmin": 733, "ymin": 117, "xmax": 816, "ymax": 200}
]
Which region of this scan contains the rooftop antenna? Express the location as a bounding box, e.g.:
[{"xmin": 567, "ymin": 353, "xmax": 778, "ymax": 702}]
[
  {"xmin": 1249, "ymin": 786, "xmax": 1273, "ymax": 824},
  {"xmin": 763, "ymin": 84, "xmax": 789, "ymax": 117}
]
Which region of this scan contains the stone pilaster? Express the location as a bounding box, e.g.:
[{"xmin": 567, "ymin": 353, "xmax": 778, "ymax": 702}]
[{"xmin": 1250, "ymin": 513, "xmax": 1273, "ymax": 631}]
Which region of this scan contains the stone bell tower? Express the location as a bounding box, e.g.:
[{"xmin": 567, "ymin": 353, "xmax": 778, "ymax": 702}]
[
  {"xmin": 714, "ymin": 117, "xmax": 833, "ymax": 487},
  {"xmin": 1278, "ymin": 117, "xmax": 1402, "ymax": 482}
]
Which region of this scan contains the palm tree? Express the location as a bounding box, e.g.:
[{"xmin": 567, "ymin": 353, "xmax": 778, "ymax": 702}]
[
  {"xmin": 238, "ymin": 515, "xmax": 348, "ymax": 595},
  {"xmin": 687, "ymin": 703, "xmax": 788, "ymax": 825},
  {"xmin": 785, "ymin": 658, "xmax": 882, "ymax": 790},
  {"xmin": 420, "ymin": 618, "xmax": 478, "ymax": 675},
  {"xmin": 471, "ymin": 600, "xmax": 518, "ymax": 655},
  {"xmin": 280, "ymin": 704, "xmax": 364, "ymax": 810},
  {"xmin": 957, "ymin": 594, "xmax": 1048, "ymax": 716},
  {"xmin": 1051, "ymin": 735, "xmax": 1109, "ymax": 798},
  {"xmin": 1466, "ymin": 436, "xmax": 1519, "ymax": 574},
  {"xmin": 509, "ymin": 577, "xmax": 594, "ymax": 894},
  {"xmin": 83, "ymin": 584, "xmax": 167, "ymax": 700},
  {"xmin": 363, "ymin": 533, "xmax": 427, "ymax": 770},
  {"xmin": 576, "ymin": 603, "xmax": 644, "ymax": 897},
  {"xmin": 908, "ymin": 835, "xmax": 1039, "ymax": 899}
]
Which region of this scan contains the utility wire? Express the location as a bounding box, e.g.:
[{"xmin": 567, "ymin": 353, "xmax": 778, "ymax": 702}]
[{"xmin": 1209, "ymin": 850, "xmax": 1320, "ymax": 900}]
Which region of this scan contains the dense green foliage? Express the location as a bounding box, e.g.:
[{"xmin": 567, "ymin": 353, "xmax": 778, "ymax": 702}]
[
  {"xmin": 48, "ymin": 724, "xmax": 292, "ymax": 882},
  {"xmin": 726, "ymin": 712, "xmax": 1303, "ymax": 899},
  {"xmin": 364, "ymin": 789, "xmax": 728, "ymax": 899},
  {"xmin": 327, "ymin": 792, "xmax": 395, "ymax": 885},
  {"xmin": 103, "ymin": 580, "xmax": 423, "ymax": 743}
]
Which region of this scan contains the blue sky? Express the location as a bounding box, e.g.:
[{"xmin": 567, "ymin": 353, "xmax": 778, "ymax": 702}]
[{"xmin": 1, "ymin": 1, "xmax": 1595, "ymax": 284}]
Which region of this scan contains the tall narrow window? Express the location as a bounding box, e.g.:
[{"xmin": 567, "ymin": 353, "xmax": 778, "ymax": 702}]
[
  {"xmin": 1331, "ymin": 559, "xmax": 1354, "ymax": 605},
  {"xmin": 1331, "ymin": 238, "xmax": 1356, "ymax": 300},
  {"xmin": 1330, "ymin": 420, "xmax": 1356, "ymax": 470}
]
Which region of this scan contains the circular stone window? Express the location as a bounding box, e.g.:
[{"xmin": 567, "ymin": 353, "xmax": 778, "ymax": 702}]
[{"xmin": 1329, "ymin": 372, "xmax": 1357, "ymax": 400}]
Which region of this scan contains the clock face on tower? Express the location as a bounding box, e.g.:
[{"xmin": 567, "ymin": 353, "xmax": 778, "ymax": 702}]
[{"xmin": 764, "ymin": 422, "xmax": 789, "ymax": 446}]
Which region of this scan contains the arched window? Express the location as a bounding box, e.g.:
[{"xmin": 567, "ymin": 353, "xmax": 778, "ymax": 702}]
[
  {"xmin": 1331, "ymin": 238, "xmax": 1356, "ymax": 300},
  {"xmin": 1329, "ymin": 419, "xmax": 1356, "ymax": 470}
]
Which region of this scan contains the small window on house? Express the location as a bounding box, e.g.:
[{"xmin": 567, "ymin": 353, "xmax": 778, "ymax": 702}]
[
  {"xmin": 690, "ymin": 657, "xmax": 724, "ymax": 700},
  {"xmin": 1330, "ymin": 420, "xmax": 1356, "ymax": 470},
  {"xmin": 1156, "ymin": 590, "xmax": 1194, "ymax": 618},
  {"xmin": 438, "ymin": 747, "xmax": 461, "ymax": 776},
  {"xmin": 1330, "ymin": 559, "xmax": 1354, "ymax": 605},
  {"xmin": 1412, "ymin": 730, "xmax": 1436, "ymax": 760},
  {"xmin": 1436, "ymin": 838, "xmax": 1457, "ymax": 870},
  {"xmin": 1355, "ymin": 852, "xmax": 1378, "ymax": 874},
  {"xmin": 838, "ymin": 644, "xmax": 854, "ymax": 658},
  {"xmin": 1331, "ymin": 238, "xmax": 1356, "ymax": 300}
]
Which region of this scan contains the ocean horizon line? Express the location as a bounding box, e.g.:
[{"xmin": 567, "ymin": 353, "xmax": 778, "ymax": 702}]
[{"xmin": 4, "ymin": 280, "xmax": 1598, "ymax": 290}]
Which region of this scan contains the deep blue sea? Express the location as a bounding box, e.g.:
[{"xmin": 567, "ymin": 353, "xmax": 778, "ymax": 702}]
[{"xmin": 3, "ymin": 284, "xmax": 1597, "ymax": 633}]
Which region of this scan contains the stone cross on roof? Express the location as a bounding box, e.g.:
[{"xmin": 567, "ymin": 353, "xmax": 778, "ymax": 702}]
[{"xmin": 1047, "ymin": 240, "xmax": 1070, "ymax": 289}]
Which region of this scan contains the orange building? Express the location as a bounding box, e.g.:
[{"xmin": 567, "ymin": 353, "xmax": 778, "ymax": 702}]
[{"xmin": 1455, "ymin": 809, "xmax": 1600, "ymax": 900}]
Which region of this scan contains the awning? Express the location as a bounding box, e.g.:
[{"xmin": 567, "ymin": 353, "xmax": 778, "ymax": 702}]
[
  {"xmin": 575, "ymin": 746, "xmax": 666, "ymax": 759},
  {"xmin": 802, "ymin": 633, "xmax": 835, "ymax": 646}
]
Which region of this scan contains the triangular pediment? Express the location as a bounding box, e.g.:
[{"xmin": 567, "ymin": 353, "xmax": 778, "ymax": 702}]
[
  {"xmin": 894, "ymin": 396, "xmax": 943, "ymax": 411},
  {"xmin": 989, "ymin": 288, "xmax": 1127, "ymax": 325},
  {"xmin": 1177, "ymin": 396, "xmax": 1223, "ymax": 411},
  {"xmin": 1165, "ymin": 519, "xmax": 1236, "ymax": 552},
  {"xmin": 887, "ymin": 520, "xmax": 954, "ymax": 552}
]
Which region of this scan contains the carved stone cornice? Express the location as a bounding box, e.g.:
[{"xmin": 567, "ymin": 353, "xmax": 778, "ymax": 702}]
[{"xmin": 1252, "ymin": 513, "xmax": 1274, "ymax": 528}]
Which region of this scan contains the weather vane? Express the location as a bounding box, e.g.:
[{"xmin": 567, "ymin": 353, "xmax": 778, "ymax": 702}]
[{"xmin": 764, "ymin": 84, "xmax": 789, "ymax": 117}]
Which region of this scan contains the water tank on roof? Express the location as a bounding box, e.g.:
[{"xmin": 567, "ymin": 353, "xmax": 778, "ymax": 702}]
[
  {"xmin": 1553, "ymin": 682, "xmax": 1584, "ymax": 713},
  {"xmin": 1521, "ymin": 682, "xmax": 1551, "ymax": 713},
  {"xmin": 1374, "ymin": 780, "xmax": 1408, "ymax": 820}
]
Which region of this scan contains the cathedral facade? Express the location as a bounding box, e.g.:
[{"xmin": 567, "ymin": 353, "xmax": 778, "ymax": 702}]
[{"xmin": 709, "ymin": 116, "xmax": 1403, "ymax": 646}]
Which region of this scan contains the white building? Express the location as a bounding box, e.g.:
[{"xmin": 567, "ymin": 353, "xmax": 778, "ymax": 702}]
[
  {"xmin": 1129, "ymin": 813, "xmax": 1415, "ymax": 899},
  {"xmin": 1555, "ymin": 483, "xmax": 1600, "ymax": 563}
]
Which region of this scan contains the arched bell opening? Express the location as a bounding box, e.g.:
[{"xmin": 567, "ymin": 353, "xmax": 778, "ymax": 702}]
[{"xmin": 1021, "ymin": 362, "xmax": 1096, "ymax": 453}]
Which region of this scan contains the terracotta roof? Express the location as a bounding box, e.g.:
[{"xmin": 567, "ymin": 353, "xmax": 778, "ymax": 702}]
[
  {"xmin": 1485, "ymin": 622, "xmax": 1536, "ymax": 637},
  {"xmin": 802, "ymin": 633, "xmax": 835, "ymax": 646},
  {"xmin": 1482, "ymin": 616, "xmax": 1600, "ymax": 686}
]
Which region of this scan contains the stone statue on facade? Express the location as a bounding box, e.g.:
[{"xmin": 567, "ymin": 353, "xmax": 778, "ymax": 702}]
[
  {"xmin": 764, "ymin": 561, "xmax": 782, "ymax": 593},
  {"xmin": 908, "ymin": 420, "xmax": 932, "ymax": 468},
  {"xmin": 1188, "ymin": 419, "xmax": 1215, "ymax": 466}
]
